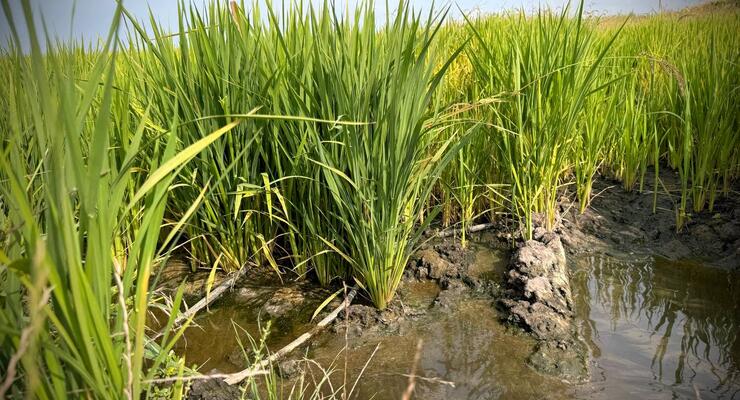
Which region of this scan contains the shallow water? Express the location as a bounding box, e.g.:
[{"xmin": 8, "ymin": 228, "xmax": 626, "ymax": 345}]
[
  {"xmin": 304, "ymin": 298, "xmax": 571, "ymax": 399},
  {"xmin": 172, "ymin": 283, "xmax": 331, "ymax": 373},
  {"xmin": 175, "ymin": 244, "xmax": 740, "ymax": 399},
  {"xmin": 571, "ymin": 255, "xmax": 740, "ymax": 399},
  {"xmin": 270, "ymin": 245, "xmax": 574, "ymax": 399}
]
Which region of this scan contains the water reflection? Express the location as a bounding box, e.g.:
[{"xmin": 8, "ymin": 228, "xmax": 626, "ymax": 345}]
[
  {"xmin": 572, "ymin": 255, "xmax": 740, "ymax": 399},
  {"xmin": 307, "ymin": 299, "xmax": 572, "ymax": 400}
]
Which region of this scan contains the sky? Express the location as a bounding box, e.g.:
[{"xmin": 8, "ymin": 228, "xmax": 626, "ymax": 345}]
[{"xmin": 0, "ymin": 0, "xmax": 705, "ymax": 51}]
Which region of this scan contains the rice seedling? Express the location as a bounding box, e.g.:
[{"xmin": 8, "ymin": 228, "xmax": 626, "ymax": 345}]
[
  {"xmin": 299, "ymin": 2, "xmax": 469, "ymax": 309},
  {"xmin": 574, "ymin": 91, "xmax": 618, "ymax": 213},
  {"xmin": 121, "ymin": 1, "xmax": 281, "ymax": 273},
  {"xmin": 607, "ymin": 71, "xmax": 653, "ymax": 192}
]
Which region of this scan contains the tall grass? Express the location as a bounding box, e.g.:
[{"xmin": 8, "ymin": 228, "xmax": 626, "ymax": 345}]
[
  {"xmin": 598, "ymin": 8, "xmax": 740, "ymax": 229},
  {"xmin": 125, "ymin": 0, "xmax": 466, "ymax": 308},
  {"xmin": 0, "ymin": 0, "xmax": 299, "ymax": 397},
  {"xmin": 434, "ymin": 2, "xmax": 738, "ymax": 237},
  {"xmin": 461, "ymin": 2, "xmax": 622, "ymax": 238},
  {"xmin": 0, "ymin": 1, "xmax": 203, "ymax": 396},
  {"xmin": 303, "ymin": 3, "xmax": 466, "ymax": 309},
  {"xmin": 123, "ymin": 1, "xmax": 284, "ymax": 273}
]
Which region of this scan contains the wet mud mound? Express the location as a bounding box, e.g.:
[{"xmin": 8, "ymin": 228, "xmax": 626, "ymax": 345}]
[{"xmin": 500, "ymin": 226, "xmax": 590, "ymax": 383}]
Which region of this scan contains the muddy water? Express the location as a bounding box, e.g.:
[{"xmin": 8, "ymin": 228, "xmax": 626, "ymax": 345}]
[
  {"xmin": 571, "ymin": 255, "xmax": 740, "ymax": 399},
  {"xmin": 295, "ymin": 246, "xmax": 573, "ymax": 399},
  {"xmin": 304, "ymin": 299, "xmax": 572, "ymax": 399},
  {"xmin": 172, "ymin": 283, "xmax": 332, "ymax": 373},
  {"xmin": 175, "ymin": 245, "xmax": 740, "ymax": 399}
]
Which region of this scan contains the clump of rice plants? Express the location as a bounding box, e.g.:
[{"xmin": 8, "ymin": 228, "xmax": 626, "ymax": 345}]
[
  {"xmin": 123, "ymin": 1, "xmax": 285, "ymax": 273},
  {"xmin": 126, "ymin": 0, "xmax": 467, "ymax": 308},
  {"xmin": 464, "ymin": 2, "xmax": 622, "ymax": 239},
  {"xmin": 435, "ymin": 2, "xmax": 739, "ymax": 237},
  {"xmin": 296, "ymin": 2, "xmax": 467, "ymax": 309},
  {"xmin": 600, "ymin": 9, "xmax": 740, "ymax": 229}
]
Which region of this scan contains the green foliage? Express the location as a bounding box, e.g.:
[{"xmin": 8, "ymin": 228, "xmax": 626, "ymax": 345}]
[
  {"xmin": 126, "ymin": 1, "xmax": 466, "ymax": 308},
  {"xmin": 457, "ymin": 2, "xmax": 622, "ymax": 238},
  {"xmin": 0, "ymin": 1, "xmax": 234, "ymax": 397},
  {"xmin": 435, "ymin": 2, "xmax": 739, "ymax": 237}
]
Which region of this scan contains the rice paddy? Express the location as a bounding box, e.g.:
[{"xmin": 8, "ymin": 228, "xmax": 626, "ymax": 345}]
[{"xmin": 0, "ymin": 0, "xmax": 738, "ymax": 398}]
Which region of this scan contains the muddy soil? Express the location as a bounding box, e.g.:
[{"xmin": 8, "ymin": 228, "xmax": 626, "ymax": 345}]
[
  {"xmin": 558, "ymin": 168, "xmax": 740, "ymax": 270},
  {"xmin": 279, "ymin": 237, "xmax": 507, "ymax": 348}
]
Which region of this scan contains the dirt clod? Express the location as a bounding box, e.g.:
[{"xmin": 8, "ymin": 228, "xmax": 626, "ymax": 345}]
[
  {"xmin": 277, "ymin": 359, "xmax": 303, "ymax": 379},
  {"xmin": 415, "ymin": 248, "xmax": 451, "ymax": 280}
]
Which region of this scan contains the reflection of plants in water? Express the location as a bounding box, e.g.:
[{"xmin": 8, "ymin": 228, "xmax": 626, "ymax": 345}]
[
  {"xmin": 427, "ymin": 305, "xmax": 501, "ymax": 398},
  {"xmin": 414, "ymin": 302, "xmax": 558, "ymax": 399},
  {"xmin": 572, "ymin": 255, "xmax": 740, "ymax": 393}
]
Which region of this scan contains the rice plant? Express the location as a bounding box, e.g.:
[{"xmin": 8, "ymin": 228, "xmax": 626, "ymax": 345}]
[
  {"xmin": 298, "ymin": 2, "xmax": 468, "ymax": 309},
  {"xmin": 0, "ymin": 1, "xmax": 203, "ymax": 397},
  {"xmin": 464, "ymin": 2, "xmax": 623, "ymax": 238}
]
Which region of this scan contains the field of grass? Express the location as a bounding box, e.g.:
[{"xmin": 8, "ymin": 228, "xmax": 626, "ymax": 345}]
[{"xmin": 0, "ymin": 0, "xmax": 738, "ymax": 397}]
